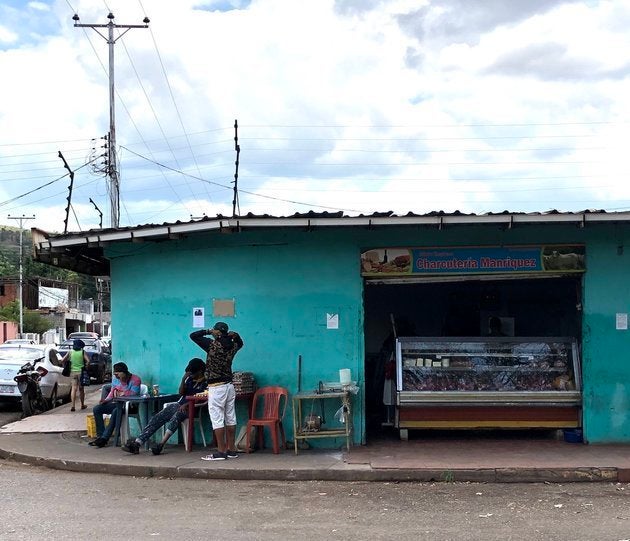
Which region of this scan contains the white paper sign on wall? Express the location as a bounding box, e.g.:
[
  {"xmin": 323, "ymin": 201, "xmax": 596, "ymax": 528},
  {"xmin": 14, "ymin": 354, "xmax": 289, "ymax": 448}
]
[
  {"xmin": 616, "ymin": 312, "xmax": 627, "ymax": 330},
  {"xmin": 193, "ymin": 307, "xmax": 205, "ymax": 328},
  {"xmin": 326, "ymin": 313, "xmax": 339, "ymax": 330}
]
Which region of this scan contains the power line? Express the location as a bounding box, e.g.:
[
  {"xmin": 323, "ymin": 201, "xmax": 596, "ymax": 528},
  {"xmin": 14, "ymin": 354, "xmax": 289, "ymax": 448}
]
[
  {"xmin": 0, "ymin": 156, "xmax": 101, "ymax": 208},
  {"xmin": 120, "ymin": 146, "xmax": 365, "ymax": 213}
]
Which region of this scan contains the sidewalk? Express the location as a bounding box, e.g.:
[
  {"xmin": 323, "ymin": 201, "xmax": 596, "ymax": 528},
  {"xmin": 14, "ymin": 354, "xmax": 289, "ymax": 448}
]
[{"xmin": 1, "ymin": 387, "xmax": 629, "ymax": 483}]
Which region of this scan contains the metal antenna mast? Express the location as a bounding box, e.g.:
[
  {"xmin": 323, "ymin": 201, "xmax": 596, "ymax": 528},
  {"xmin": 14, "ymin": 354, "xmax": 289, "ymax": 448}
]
[
  {"xmin": 73, "ymin": 12, "xmax": 149, "ymax": 228},
  {"xmin": 7, "ymin": 214, "xmax": 36, "ymax": 337}
]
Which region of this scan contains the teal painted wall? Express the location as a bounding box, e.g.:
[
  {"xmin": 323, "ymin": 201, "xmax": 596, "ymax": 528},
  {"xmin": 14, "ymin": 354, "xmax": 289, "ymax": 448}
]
[
  {"xmin": 107, "ymin": 230, "xmax": 365, "ymax": 445},
  {"xmin": 581, "ymin": 227, "xmax": 630, "ymax": 443},
  {"xmin": 106, "ymin": 222, "xmax": 630, "ymax": 445}
]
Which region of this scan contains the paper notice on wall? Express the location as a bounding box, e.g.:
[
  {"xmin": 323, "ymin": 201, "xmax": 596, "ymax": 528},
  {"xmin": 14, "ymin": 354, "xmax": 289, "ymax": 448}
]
[
  {"xmin": 326, "ymin": 313, "xmax": 339, "ymax": 329},
  {"xmin": 616, "ymin": 313, "xmax": 628, "ymax": 330},
  {"xmin": 193, "ymin": 307, "xmax": 205, "ymax": 328}
]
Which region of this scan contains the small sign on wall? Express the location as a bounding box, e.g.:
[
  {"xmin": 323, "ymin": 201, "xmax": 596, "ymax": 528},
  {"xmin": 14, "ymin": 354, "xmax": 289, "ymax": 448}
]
[
  {"xmin": 213, "ymin": 298, "xmax": 235, "ymax": 317},
  {"xmin": 327, "ymin": 313, "xmax": 339, "ymax": 329},
  {"xmin": 192, "ymin": 307, "xmax": 205, "ymax": 328},
  {"xmin": 616, "ymin": 313, "xmax": 628, "ymax": 330}
]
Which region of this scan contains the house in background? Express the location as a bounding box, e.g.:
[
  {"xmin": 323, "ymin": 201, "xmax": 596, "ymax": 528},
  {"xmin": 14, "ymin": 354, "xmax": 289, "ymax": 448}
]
[
  {"xmin": 0, "ymin": 275, "xmax": 95, "ymax": 339},
  {"xmin": 31, "ymin": 210, "xmax": 630, "ymax": 447},
  {"xmin": 0, "ymin": 319, "xmax": 18, "ymax": 343}
]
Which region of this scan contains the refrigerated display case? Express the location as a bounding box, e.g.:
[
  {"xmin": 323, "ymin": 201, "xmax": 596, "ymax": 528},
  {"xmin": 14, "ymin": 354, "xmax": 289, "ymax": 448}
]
[{"xmin": 395, "ymin": 337, "xmax": 582, "ymax": 439}]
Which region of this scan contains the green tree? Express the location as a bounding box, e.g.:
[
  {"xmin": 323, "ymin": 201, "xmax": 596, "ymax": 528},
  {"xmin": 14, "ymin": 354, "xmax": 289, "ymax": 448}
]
[
  {"xmin": 23, "ymin": 311, "xmax": 51, "ymax": 335},
  {"xmin": 2, "ymin": 228, "xmax": 110, "ymax": 310},
  {"xmin": 0, "ymin": 300, "xmax": 19, "ymax": 321},
  {"xmin": 0, "ymin": 301, "xmax": 52, "ymax": 334}
]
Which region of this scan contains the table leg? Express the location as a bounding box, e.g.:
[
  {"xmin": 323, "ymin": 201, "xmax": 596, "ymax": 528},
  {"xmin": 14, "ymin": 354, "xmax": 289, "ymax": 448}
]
[
  {"xmin": 113, "ymin": 401, "xmax": 124, "ymax": 447},
  {"xmin": 187, "ymin": 400, "xmax": 195, "ymax": 452},
  {"xmin": 293, "ymin": 399, "xmax": 299, "ymax": 455},
  {"xmin": 141, "ymin": 401, "xmax": 151, "ymax": 449}
]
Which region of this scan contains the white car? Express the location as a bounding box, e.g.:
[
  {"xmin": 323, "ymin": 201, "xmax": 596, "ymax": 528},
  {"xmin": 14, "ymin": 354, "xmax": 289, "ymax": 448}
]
[
  {"xmin": 0, "ymin": 344, "xmax": 72, "ymax": 407},
  {"xmin": 3, "ymin": 339, "xmax": 37, "ymax": 345}
]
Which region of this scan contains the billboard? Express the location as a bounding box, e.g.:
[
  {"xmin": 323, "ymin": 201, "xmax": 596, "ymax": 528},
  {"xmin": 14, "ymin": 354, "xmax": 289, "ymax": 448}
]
[{"xmin": 38, "ymin": 286, "xmax": 69, "ymax": 308}]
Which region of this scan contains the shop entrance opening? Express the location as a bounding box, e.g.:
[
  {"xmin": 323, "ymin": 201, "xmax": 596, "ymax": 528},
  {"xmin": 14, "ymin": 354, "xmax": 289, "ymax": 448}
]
[{"xmin": 363, "ymin": 276, "xmax": 582, "ymax": 440}]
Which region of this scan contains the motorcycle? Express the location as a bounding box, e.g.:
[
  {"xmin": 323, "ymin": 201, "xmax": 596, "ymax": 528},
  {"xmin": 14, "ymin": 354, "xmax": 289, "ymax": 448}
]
[{"xmin": 13, "ymin": 358, "xmax": 50, "ymax": 418}]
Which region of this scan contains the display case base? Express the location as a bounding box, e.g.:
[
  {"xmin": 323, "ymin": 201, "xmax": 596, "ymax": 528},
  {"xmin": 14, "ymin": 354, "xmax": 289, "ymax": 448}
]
[{"xmin": 397, "ymin": 405, "xmax": 581, "ymax": 430}]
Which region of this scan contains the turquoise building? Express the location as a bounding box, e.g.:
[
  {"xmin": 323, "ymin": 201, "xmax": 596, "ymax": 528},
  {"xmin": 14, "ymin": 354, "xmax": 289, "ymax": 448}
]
[{"xmin": 32, "ymin": 211, "xmax": 630, "ymax": 446}]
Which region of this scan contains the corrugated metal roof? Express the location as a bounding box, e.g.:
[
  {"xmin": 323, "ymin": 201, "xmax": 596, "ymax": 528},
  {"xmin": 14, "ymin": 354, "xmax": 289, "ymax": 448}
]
[{"xmin": 37, "ymin": 208, "xmax": 616, "ymax": 240}]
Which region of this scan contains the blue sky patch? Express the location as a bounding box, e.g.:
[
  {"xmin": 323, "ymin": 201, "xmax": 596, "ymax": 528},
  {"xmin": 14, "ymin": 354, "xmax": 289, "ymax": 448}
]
[{"xmin": 193, "ymin": 0, "xmax": 252, "ymax": 12}]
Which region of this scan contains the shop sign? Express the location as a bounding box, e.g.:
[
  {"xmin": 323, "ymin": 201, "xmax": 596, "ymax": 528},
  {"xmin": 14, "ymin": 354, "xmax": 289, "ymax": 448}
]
[{"xmin": 360, "ymin": 245, "xmax": 585, "ymax": 276}]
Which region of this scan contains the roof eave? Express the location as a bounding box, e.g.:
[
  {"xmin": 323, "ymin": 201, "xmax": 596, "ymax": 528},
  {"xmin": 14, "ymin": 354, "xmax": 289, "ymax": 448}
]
[{"xmin": 31, "ymin": 211, "xmax": 630, "ymax": 275}]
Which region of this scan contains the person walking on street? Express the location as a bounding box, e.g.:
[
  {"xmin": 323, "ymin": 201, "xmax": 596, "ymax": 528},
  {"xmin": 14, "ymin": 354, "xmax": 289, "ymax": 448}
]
[
  {"xmin": 89, "ymin": 362, "xmax": 141, "ymax": 448},
  {"xmin": 122, "ymin": 358, "xmax": 207, "ymax": 455},
  {"xmin": 190, "ymin": 322, "xmax": 244, "ymax": 461},
  {"xmin": 61, "ymin": 339, "xmax": 90, "ymax": 411}
]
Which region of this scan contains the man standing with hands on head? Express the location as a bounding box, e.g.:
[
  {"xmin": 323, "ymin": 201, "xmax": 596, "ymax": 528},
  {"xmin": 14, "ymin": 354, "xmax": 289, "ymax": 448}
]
[{"xmin": 190, "ymin": 322, "xmax": 244, "ymax": 461}]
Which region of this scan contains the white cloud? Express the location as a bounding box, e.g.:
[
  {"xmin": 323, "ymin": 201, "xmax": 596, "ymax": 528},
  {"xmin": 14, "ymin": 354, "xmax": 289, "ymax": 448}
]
[
  {"xmin": 0, "ymin": 25, "xmax": 18, "ymax": 43},
  {"xmin": 1, "ymin": 0, "xmax": 630, "ymax": 234},
  {"xmin": 28, "ymin": 2, "xmax": 50, "ymax": 12}
]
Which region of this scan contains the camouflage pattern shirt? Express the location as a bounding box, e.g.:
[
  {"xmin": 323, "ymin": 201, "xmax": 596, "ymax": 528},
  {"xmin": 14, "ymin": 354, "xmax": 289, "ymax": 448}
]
[{"xmin": 189, "ymin": 329, "xmax": 244, "ymax": 384}]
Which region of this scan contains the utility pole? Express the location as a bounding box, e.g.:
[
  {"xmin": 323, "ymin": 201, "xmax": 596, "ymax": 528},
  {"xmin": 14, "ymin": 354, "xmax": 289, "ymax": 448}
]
[
  {"xmin": 7, "ymin": 214, "xmax": 35, "ymax": 337},
  {"xmin": 73, "ymin": 12, "xmax": 149, "ymax": 228}
]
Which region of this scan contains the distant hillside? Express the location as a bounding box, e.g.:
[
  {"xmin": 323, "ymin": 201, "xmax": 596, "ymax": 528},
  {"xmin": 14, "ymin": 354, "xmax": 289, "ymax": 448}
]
[
  {"xmin": 0, "ymin": 226, "xmax": 24, "ymax": 275},
  {"xmin": 0, "ymin": 226, "xmax": 101, "ymax": 304}
]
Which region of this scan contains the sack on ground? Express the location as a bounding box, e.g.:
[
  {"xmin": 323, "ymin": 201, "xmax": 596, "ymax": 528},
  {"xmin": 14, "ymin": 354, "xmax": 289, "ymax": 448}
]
[
  {"xmin": 62, "ymin": 359, "xmax": 71, "ymax": 377},
  {"xmin": 80, "ymin": 368, "xmax": 91, "ymax": 386},
  {"xmin": 236, "ymin": 425, "xmax": 257, "ymax": 452}
]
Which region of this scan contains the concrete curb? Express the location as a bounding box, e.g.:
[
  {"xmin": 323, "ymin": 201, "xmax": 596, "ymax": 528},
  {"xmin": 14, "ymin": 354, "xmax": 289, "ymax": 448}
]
[{"xmin": 0, "ymin": 443, "xmax": 622, "ymax": 483}]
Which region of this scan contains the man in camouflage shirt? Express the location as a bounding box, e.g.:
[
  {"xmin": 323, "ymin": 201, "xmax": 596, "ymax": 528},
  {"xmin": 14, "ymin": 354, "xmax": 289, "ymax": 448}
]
[{"xmin": 190, "ymin": 322, "xmax": 244, "ymax": 460}]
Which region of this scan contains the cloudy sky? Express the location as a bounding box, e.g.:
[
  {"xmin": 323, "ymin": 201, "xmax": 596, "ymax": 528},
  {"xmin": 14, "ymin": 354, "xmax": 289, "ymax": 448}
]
[{"xmin": 1, "ymin": 0, "xmax": 629, "ymax": 233}]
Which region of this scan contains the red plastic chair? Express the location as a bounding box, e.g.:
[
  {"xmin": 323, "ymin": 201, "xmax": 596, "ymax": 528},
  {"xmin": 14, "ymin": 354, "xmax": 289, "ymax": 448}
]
[{"xmin": 246, "ymin": 386, "xmax": 289, "ymax": 454}]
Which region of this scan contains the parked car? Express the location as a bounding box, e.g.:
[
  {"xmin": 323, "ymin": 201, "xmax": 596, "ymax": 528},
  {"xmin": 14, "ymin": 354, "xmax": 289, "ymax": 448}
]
[
  {"xmin": 58, "ymin": 338, "xmax": 112, "ymax": 383},
  {"xmin": 0, "ymin": 344, "xmax": 72, "ymax": 407},
  {"xmin": 3, "ymin": 339, "xmax": 37, "ymax": 345},
  {"xmin": 67, "ymin": 331, "xmax": 100, "ymax": 340}
]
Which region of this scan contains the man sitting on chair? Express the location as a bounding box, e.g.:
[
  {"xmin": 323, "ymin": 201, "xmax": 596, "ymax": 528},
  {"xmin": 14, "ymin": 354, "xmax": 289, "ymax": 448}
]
[
  {"xmin": 122, "ymin": 358, "xmax": 207, "ymax": 455},
  {"xmin": 90, "ymin": 362, "xmax": 141, "ymax": 448}
]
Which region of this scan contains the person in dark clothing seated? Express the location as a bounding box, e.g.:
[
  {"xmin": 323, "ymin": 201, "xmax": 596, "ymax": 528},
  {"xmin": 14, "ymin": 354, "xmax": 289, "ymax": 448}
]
[{"xmin": 122, "ymin": 358, "xmax": 207, "ymax": 455}]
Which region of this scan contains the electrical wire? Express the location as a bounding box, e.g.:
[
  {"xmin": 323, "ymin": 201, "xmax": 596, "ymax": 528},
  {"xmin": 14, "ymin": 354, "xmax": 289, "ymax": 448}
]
[
  {"xmin": 120, "ymin": 146, "xmax": 366, "ymax": 213},
  {"xmin": 138, "ymin": 0, "xmax": 214, "ymax": 206},
  {"xmin": 0, "ymin": 156, "xmax": 101, "ymax": 209}
]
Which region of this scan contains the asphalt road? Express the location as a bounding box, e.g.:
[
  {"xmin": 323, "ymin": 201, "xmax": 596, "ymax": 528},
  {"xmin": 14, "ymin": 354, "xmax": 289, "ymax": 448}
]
[{"xmin": 0, "ymin": 459, "xmax": 629, "ymax": 541}]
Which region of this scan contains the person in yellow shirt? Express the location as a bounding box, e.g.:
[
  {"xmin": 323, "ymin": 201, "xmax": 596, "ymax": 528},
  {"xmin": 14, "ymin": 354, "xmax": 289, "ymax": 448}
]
[{"xmin": 61, "ymin": 339, "xmax": 90, "ymax": 411}]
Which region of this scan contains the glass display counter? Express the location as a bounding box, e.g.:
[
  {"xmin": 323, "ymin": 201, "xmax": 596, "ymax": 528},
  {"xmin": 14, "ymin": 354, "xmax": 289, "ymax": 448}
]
[{"xmin": 394, "ymin": 337, "xmax": 582, "ymax": 439}]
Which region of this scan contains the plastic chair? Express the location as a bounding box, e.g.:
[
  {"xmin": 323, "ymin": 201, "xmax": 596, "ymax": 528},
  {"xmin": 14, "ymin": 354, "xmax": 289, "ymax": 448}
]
[
  {"xmin": 161, "ymin": 400, "xmax": 209, "ymax": 451},
  {"xmin": 120, "ymin": 384, "xmax": 148, "ymax": 442},
  {"xmin": 245, "ymin": 386, "xmax": 289, "ymax": 454}
]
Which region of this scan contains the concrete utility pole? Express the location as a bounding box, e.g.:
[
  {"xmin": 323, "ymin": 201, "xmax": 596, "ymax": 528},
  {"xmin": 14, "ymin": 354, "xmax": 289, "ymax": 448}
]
[
  {"xmin": 73, "ymin": 12, "xmax": 149, "ymax": 228},
  {"xmin": 7, "ymin": 214, "xmax": 35, "ymax": 337}
]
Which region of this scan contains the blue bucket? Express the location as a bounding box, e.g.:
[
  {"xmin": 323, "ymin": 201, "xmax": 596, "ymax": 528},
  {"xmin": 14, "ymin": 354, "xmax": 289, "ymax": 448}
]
[{"xmin": 563, "ymin": 428, "xmax": 583, "ymax": 443}]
